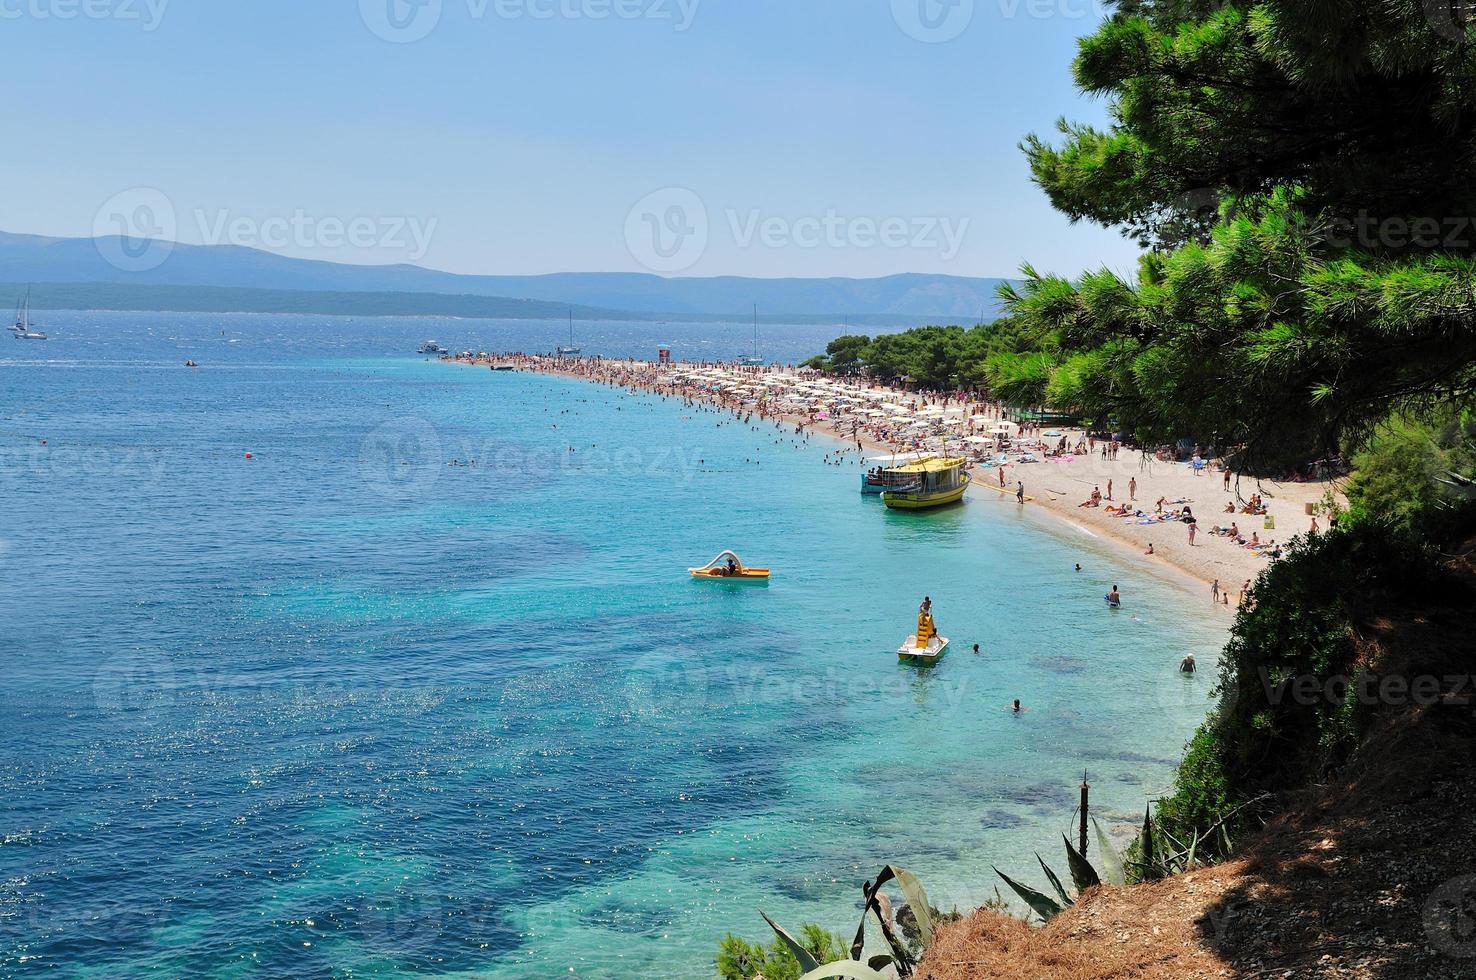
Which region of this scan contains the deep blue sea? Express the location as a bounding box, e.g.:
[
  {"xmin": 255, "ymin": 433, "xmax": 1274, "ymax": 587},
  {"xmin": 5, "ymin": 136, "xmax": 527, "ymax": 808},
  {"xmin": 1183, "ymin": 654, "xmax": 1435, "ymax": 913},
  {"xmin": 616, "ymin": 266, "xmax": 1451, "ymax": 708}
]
[{"xmin": 0, "ymin": 312, "xmax": 1229, "ymax": 978}]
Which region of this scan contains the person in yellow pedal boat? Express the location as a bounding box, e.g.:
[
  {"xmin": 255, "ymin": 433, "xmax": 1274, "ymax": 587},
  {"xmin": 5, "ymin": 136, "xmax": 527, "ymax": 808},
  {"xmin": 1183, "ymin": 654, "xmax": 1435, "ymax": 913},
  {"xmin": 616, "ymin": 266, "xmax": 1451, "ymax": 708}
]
[{"xmin": 723, "ymin": 555, "xmax": 740, "ymax": 576}]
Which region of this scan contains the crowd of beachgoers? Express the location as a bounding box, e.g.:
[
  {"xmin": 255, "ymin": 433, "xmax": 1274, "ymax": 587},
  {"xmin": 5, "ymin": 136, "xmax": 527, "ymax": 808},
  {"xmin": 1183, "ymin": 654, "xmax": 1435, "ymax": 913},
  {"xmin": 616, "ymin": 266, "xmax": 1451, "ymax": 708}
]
[{"xmin": 447, "ymin": 352, "xmax": 1336, "ymax": 591}]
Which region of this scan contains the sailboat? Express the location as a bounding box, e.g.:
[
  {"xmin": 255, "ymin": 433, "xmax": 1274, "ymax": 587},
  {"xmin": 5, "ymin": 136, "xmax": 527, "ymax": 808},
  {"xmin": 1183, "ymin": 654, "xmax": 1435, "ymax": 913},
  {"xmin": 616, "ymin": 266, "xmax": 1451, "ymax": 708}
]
[
  {"xmin": 12, "ymin": 290, "xmax": 47, "ymax": 340},
  {"xmin": 737, "ymin": 305, "xmax": 765, "ymax": 366},
  {"xmin": 557, "ymin": 310, "xmax": 581, "ymax": 356}
]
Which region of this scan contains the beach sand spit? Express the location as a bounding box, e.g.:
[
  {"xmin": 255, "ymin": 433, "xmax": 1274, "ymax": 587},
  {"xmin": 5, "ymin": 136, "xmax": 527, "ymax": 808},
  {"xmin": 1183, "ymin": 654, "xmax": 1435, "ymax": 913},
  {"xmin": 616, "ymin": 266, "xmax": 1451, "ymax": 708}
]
[{"xmin": 454, "ymin": 355, "xmax": 1337, "ymax": 590}]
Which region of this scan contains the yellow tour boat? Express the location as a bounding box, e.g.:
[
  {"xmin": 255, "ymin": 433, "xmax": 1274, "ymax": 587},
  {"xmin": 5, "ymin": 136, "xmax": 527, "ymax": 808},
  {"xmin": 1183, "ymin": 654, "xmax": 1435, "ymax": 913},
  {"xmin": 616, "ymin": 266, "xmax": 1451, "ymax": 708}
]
[
  {"xmin": 881, "ymin": 457, "xmax": 970, "ymax": 510},
  {"xmin": 689, "ymin": 550, "xmax": 771, "ymax": 581},
  {"xmin": 898, "ymin": 607, "xmax": 949, "ymax": 663}
]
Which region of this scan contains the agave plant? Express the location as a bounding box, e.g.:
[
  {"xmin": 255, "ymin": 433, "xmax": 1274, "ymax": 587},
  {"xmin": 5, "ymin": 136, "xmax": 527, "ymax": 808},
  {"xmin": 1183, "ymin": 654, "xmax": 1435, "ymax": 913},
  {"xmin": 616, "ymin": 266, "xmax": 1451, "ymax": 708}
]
[
  {"xmin": 1137, "ymin": 794, "xmax": 1266, "ymax": 880},
  {"xmin": 995, "ymin": 797, "xmax": 1268, "ymax": 923},
  {"xmin": 992, "ymin": 817, "xmax": 1123, "ymax": 923},
  {"xmin": 755, "ymin": 865, "xmax": 938, "ymax": 979}
]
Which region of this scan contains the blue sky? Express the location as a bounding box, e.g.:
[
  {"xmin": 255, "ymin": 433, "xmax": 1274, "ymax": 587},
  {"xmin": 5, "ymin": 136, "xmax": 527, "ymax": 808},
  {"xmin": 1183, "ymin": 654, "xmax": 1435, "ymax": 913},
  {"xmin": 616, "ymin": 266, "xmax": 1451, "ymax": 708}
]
[{"xmin": 5, "ymin": 0, "xmax": 1138, "ymax": 279}]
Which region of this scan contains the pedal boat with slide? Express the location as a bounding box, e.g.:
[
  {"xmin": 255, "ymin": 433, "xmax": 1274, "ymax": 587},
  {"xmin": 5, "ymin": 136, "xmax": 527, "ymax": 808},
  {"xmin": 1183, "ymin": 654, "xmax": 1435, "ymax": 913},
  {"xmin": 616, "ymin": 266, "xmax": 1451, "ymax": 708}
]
[
  {"xmin": 898, "ymin": 607, "xmax": 949, "ymax": 664},
  {"xmin": 689, "ymin": 550, "xmax": 771, "ymax": 582}
]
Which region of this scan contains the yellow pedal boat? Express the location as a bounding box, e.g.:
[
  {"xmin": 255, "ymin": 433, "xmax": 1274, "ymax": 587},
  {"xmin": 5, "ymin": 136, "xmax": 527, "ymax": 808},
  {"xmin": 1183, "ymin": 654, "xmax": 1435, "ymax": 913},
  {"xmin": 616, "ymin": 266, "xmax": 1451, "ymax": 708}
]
[
  {"xmin": 898, "ymin": 608, "xmax": 948, "ymax": 663},
  {"xmin": 897, "ymin": 634, "xmax": 950, "ymax": 664},
  {"xmin": 689, "ymin": 550, "xmax": 771, "ymax": 581}
]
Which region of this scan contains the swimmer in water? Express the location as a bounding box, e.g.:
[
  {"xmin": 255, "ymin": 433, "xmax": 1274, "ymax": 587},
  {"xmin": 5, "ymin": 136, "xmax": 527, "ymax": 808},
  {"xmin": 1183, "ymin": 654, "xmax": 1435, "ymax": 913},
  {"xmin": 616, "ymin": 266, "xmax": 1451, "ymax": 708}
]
[
  {"xmin": 1107, "ymin": 585, "xmax": 1121, "ymax": 606},
  {"xmin": 1011, "ymin": 699, "xmax": 1023, "ymax": 713},
  {"xmin": 972, "ymin": 643, "xmax": 980, "ymax": 655},
  {"xmin": 1180, "ymin": 654, "xmax": 1197, "ymax": 673}
]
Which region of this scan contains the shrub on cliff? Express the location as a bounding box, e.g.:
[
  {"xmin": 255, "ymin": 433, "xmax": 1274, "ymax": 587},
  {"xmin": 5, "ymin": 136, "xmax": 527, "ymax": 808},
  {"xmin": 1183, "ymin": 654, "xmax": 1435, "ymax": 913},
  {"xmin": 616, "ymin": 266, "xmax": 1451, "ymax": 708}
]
[{"xmin": 1156, "ymin": 513, "xmax": 1466, "ymax": 848}]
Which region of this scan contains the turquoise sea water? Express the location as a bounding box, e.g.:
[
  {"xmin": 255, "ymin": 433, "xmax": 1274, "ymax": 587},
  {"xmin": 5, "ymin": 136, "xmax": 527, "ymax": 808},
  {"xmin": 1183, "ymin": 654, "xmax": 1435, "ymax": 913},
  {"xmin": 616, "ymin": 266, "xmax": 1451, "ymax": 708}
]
[{"xmin": 1, "ymin": 313, "xmax": 1229, "ymax": 978}]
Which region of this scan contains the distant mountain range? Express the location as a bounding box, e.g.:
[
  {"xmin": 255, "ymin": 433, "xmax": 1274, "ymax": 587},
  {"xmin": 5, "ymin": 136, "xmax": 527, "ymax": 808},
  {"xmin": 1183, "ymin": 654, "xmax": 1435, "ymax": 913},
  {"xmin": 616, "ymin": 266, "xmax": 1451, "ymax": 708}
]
[{"xmin": 0, "ymin": 231, "xmax": 1009, "ymax": 322}]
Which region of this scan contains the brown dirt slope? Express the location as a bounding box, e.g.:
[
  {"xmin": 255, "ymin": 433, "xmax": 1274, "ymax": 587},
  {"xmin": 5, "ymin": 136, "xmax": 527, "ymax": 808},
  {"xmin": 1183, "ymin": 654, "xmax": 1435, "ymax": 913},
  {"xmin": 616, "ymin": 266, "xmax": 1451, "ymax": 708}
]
[{"xmin": 920, "ymin": 548, "xmax": 1476, "ymax": 979}]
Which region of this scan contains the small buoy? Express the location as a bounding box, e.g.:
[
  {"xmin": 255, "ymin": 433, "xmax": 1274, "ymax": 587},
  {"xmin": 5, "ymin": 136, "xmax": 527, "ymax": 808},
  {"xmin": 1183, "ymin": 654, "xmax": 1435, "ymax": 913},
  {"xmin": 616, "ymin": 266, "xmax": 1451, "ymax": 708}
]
[{"xmin": 245, "ymin": 452, "xmax": 253, "ymax": 459}]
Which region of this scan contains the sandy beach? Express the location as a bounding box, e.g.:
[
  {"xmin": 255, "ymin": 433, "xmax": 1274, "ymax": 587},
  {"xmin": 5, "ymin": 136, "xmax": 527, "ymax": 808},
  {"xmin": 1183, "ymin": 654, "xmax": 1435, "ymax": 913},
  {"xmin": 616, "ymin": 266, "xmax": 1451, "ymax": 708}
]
[{"xmin": 450, "ymin": 353, "xmax": 1337, "ymax": 593}]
